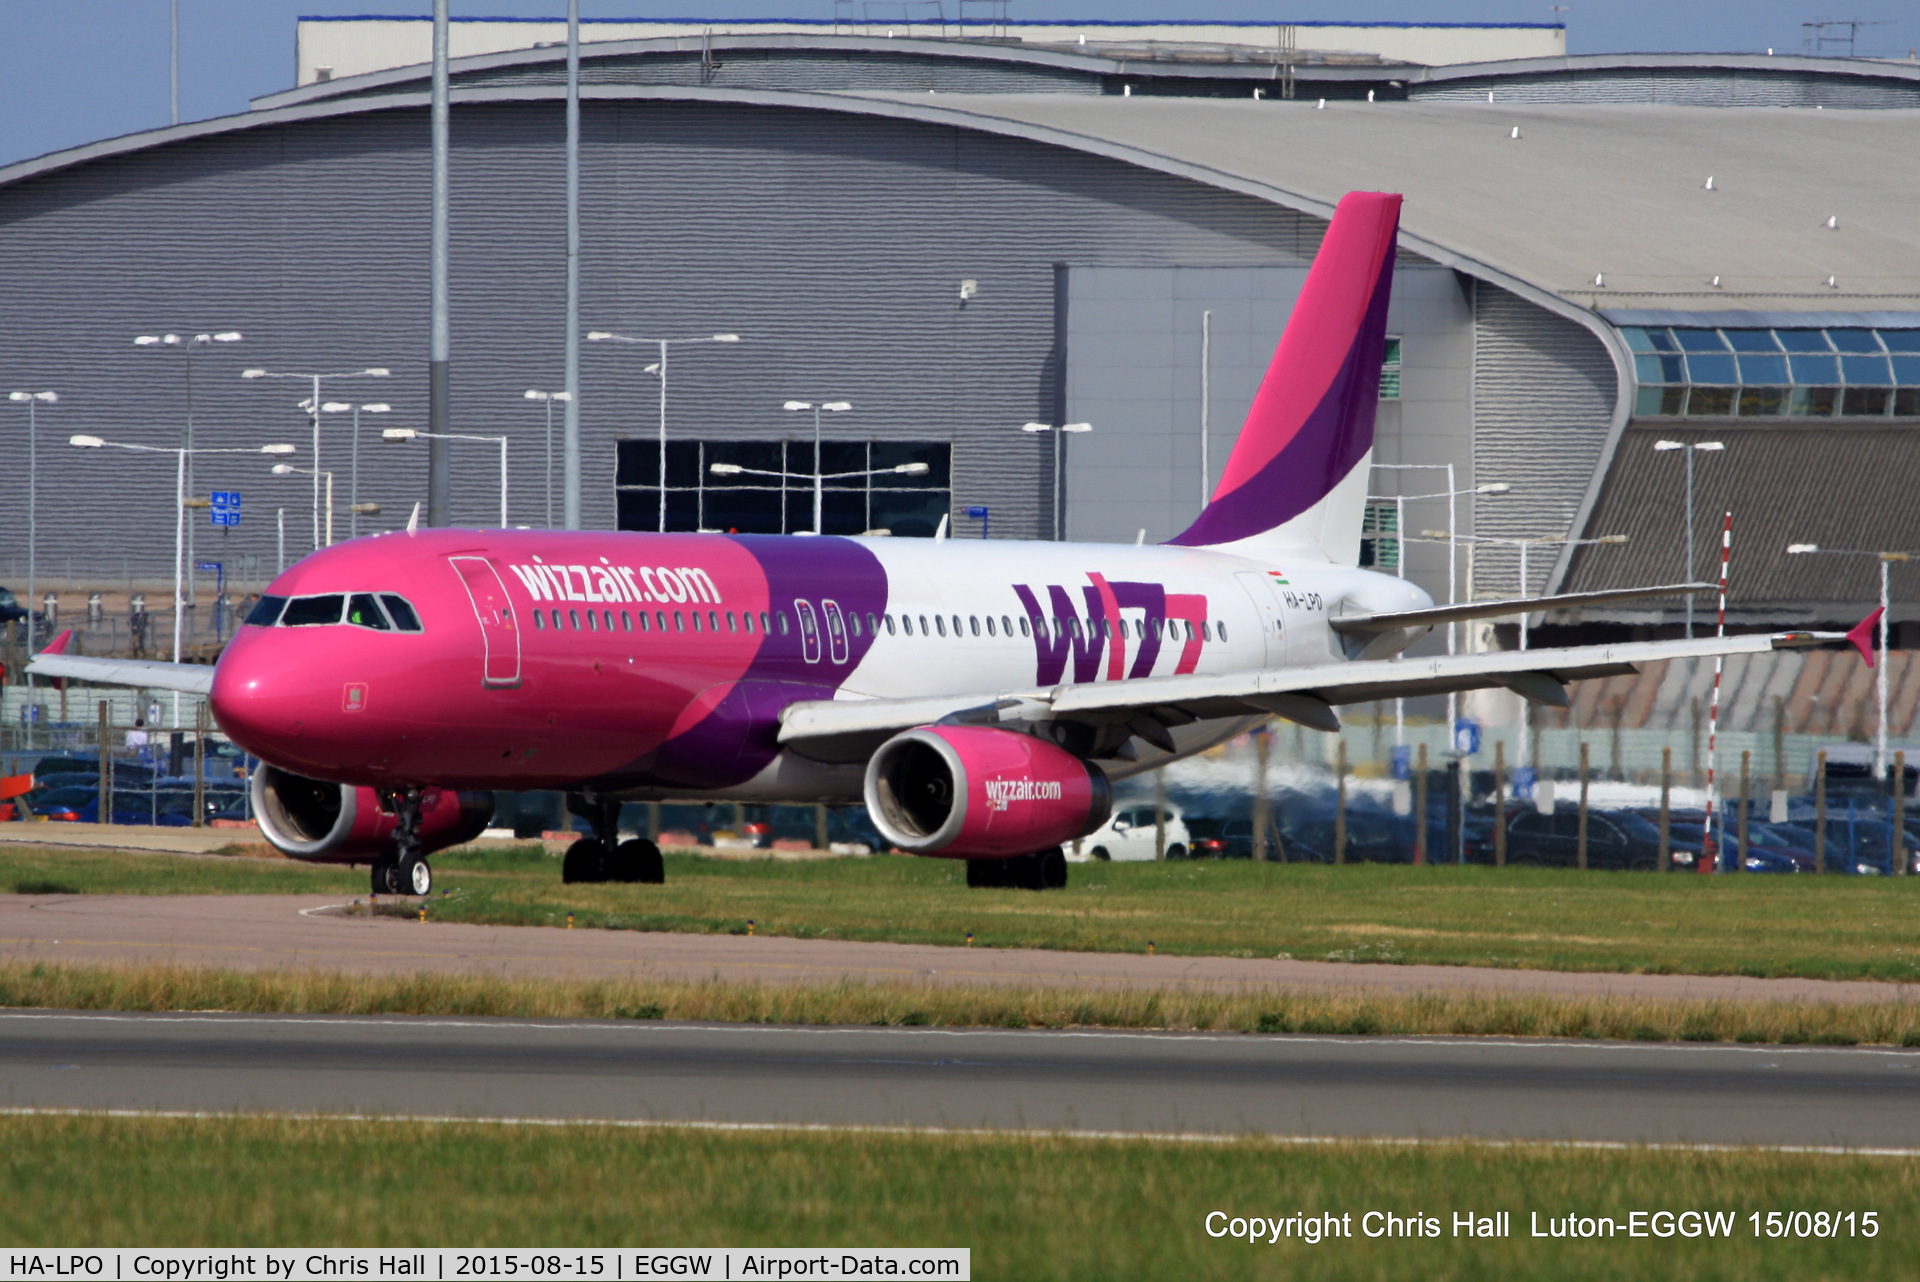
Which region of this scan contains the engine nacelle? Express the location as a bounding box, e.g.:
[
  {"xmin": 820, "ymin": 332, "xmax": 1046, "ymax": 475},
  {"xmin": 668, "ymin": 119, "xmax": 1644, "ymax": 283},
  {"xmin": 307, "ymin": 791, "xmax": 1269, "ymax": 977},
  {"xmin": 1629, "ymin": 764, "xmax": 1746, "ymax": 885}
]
[
  {"xmin": 251, "ymin": 764, "xmax": 493, "ymax": 863},
  {"xmin": 864, "ymin": 725, "xmax": 1111, "ymax": 858}
]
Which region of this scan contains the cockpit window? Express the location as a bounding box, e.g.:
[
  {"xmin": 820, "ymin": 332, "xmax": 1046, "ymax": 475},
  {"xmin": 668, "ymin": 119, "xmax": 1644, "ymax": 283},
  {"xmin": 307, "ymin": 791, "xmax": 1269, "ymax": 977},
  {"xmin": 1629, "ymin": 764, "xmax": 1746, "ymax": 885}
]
[
  {"xmin": 280, "ymin": 594, "xmax": 345, "ymax": 626},
  {"xmin": 346, "ymin": 594, "xmax": 390, "ymax": 631},
  {"xmin": 246, "ymin": 595, "xmax": 286, "ymax": 627},
  {"xmin": 380, "ymin": 594, "xmax": 423, "ymax": 632}
]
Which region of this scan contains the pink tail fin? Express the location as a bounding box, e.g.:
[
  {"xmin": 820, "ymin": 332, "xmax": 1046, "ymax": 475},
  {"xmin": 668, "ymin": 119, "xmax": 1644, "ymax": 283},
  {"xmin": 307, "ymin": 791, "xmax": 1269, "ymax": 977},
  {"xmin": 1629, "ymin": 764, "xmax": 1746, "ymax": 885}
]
[{"xmin": 1169, "ymin": 191, "xmax": 1401, "ymax": 559}]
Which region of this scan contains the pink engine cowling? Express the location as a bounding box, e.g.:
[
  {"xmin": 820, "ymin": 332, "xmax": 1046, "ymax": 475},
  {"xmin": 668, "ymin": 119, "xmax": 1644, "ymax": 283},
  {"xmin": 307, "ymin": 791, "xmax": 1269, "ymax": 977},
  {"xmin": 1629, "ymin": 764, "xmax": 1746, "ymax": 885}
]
[
  {"xmin": 251, "ymin": 764, "xmax": 493, "ymax": 862},
  {"xmin": 864, "ymin": 725, "xmax": 1112, "ymax": 858}
]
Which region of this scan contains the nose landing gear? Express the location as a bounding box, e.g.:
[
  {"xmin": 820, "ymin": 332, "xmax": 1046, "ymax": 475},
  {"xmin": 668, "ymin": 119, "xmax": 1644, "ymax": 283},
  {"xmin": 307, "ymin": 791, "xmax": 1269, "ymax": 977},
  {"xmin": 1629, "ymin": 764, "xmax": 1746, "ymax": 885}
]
[
  {"xmin": 561, "ymin": 793, "xmax": 664, "ymax": 885},
  {"xmin": 371, "ymin": 788, "xmax": 433, "ymax": 897}
]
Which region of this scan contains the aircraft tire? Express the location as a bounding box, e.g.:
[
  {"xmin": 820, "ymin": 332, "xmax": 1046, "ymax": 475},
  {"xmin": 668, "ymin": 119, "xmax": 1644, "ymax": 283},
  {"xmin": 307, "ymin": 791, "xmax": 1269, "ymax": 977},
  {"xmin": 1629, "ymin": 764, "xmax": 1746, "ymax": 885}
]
[
  {"xmin": 563, "ymin": 838, "xmax": 607, "ymax": 884},
  {"xmin": 370, "ymin": 856, "xmax": 400, "ymax": 896},
  {"xmin": 1038, "ymin": 847, "xmax": 1068, "ymax": 890},
  {"xmin": 966, "ymin": 858, "xmax": 1007, "ymax": 889},
  {"xmin": 609, "ymin": 839, "xmax": 664, "ymax": 884},
  {"xmin": 400, "ymin": 854, "xmax": 432, "ymax": 897}
]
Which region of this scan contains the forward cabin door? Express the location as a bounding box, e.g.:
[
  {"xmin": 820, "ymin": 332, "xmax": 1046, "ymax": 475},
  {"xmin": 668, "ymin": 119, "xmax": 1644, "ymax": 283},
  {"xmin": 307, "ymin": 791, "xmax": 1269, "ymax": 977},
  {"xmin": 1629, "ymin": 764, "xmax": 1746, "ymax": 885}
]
[
  {"xmin": 1233, "ymin": 572, "xmax": 1285, "ymax": 667},
  {"xmin": 448, "ymin": 555, "xmax": 522, "ymax": 687}
]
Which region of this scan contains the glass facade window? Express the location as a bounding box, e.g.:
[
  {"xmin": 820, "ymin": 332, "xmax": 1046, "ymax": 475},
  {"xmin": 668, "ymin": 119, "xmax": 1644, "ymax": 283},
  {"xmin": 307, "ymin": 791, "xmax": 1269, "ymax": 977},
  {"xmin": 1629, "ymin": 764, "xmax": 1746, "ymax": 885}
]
[
  {"xmin": 1359, "ymin": 502, "xmax": 1400, "ymax": 571},
  {"xmin": 1628, "ymin": 325, "xmax": 1920, "ymax": 419},
  {"xmin": 615, "ymin": 438, "xmax": 953, "ymax": 537},
  {"xmin": 1378, "ymin": 336, "xmax": 1401, "ymax": 399}
]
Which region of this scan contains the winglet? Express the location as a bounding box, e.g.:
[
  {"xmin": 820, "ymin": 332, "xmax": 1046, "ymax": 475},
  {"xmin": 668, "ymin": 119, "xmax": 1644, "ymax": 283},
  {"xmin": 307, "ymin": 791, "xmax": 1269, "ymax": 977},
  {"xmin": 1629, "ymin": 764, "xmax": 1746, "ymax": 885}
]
[
  {"xmin": 1846, "ymin": 607, "xmax": 1884, "ymax": 666},
  {"xmin": 407, "ymin": 502, "xmax": 421, "ymax": 536},
  {"xmin": 39, "ymin": 628, "xmax": 73, "ymax": 656}
]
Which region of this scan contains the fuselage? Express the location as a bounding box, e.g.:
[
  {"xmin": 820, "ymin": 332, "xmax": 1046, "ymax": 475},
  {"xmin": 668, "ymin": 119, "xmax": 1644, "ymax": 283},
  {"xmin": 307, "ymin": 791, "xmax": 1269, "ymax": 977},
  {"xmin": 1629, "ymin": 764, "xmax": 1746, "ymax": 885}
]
[{"xmin": 209, "ymin": 527, "xmax": 1431, "ymax": 801}]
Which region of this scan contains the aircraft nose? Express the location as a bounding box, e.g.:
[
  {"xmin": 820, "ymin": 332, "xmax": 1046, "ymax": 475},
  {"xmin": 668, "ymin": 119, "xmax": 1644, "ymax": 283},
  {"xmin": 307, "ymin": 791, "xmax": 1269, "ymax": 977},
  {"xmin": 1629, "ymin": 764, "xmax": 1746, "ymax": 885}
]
[{"xmin": 210, "ymin": 634, "xmax": 314, "ymax": 760}]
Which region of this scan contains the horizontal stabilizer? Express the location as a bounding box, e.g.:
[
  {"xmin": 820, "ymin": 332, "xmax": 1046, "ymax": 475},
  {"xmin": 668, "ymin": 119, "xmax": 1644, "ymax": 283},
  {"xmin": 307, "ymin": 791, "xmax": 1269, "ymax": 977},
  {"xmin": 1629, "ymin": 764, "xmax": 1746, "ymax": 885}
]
[
  {"xmin": 1328, "ymin": 583, "xmax": 1714, "ymax": 634},
  {"xmin": 25, "ymin": 652, "xmax": 214, "ymax": 694}
]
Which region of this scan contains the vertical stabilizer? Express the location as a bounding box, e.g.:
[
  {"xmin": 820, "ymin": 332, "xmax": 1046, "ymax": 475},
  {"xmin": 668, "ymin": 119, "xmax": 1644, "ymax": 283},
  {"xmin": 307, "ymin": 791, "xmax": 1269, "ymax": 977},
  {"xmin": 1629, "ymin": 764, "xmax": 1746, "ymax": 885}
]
[{"xmin": 1168, "ymin": 191, "xmax": 1401, "ymax": 563}]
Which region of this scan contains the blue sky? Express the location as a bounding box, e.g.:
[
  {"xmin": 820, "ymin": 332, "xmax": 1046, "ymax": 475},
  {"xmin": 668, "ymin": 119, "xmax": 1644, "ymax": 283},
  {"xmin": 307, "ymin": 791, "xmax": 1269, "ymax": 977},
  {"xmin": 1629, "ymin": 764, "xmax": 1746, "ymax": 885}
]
[{"xmin": 1, "ymin": 2, "xmax": 1913, "ymax": 168}]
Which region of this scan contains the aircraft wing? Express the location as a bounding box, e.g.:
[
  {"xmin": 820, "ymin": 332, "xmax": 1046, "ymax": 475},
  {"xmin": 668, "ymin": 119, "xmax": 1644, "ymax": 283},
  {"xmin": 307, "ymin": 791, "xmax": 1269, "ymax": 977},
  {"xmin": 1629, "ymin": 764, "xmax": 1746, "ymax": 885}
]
[
  {"xmin": 778, "ymin": 628, "xmax": 1838, "ymax": 756},
  {"xmin": 23, "ymin": 630, "xmax": 215, "ymax": 694},
  {"xmin": 1327, "ymin": 582, "xmax": 1711, "ymax": 634}
]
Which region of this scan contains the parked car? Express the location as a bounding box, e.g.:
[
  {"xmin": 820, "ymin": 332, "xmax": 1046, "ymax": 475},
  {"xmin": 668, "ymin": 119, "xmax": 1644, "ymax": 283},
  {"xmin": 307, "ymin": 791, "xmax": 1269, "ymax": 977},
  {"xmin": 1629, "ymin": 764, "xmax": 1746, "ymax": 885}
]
[
  {"xmin": 1275, "ymin": 803, "xmax": 1410, "ymax": 864},
  {"xmin": 0, "ymin": 587, "xmax": 29, "ymax": 626},
  {"xmin": 1468, "ymin": 804, "xmax": 1679, "ymax": 871},
  {"xmin": 1182, "ymin": 816, "xmax": 1283, "ymax": 860},
  {"xmin": 1075, "ymin": 803, "xmax": 1189, "ymax": 861}
]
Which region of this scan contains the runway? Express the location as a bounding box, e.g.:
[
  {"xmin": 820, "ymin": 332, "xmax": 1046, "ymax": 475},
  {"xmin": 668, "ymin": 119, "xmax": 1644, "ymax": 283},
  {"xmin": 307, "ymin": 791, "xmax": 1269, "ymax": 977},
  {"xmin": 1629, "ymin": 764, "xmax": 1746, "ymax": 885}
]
[
  {"xmin": 1, "ymin": 1010, "xmax": 1917, "ymax": 1147},
  {"xmin": 1, "ymin": 893, "xmax": 1915, "ymax": 1006}
]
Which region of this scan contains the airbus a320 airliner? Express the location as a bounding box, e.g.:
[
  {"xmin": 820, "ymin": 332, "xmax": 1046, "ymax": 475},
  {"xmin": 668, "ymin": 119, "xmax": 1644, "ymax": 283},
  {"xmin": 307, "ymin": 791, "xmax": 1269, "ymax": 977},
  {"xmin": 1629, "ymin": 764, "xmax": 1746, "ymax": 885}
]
[{"xmin": 32, "ymin": 192, "xmax": 1836, "ymax": 895}]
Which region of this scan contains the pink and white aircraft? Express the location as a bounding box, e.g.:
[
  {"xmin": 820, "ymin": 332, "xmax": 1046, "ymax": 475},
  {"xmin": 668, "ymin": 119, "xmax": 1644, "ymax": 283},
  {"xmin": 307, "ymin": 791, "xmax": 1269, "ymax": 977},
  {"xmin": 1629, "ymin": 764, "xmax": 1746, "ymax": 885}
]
[{"xmin": 32, "ymin": 192, "xmax": 1832, "ymax": 895}]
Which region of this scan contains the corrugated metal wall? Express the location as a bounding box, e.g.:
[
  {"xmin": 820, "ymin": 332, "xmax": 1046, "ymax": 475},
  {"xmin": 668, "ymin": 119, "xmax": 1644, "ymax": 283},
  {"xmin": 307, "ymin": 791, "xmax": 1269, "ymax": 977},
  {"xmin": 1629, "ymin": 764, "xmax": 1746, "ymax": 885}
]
[
  {"xmin": 1470, "ymin": 283, "xmax": 1619, "ymax": 597},
  {"xmin": 1415, "ymin": 68, "xmax": 1920, "ymax": 109},
  {"xmin": 0, "ymin": 98, "xmax": 1334, "ymax": 587}
]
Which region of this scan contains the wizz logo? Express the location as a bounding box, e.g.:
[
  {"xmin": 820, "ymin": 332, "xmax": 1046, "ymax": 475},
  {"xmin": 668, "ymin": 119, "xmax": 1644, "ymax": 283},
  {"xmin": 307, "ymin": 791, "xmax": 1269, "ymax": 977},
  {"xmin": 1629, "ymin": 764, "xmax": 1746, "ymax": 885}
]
[
  {"xmin": 1012, "ymin": 575, "xmax": 1210, "ymax": 686},
  {"xmin": 982, "ymin": 777, "xmax": 1064, "ymax": 811}
]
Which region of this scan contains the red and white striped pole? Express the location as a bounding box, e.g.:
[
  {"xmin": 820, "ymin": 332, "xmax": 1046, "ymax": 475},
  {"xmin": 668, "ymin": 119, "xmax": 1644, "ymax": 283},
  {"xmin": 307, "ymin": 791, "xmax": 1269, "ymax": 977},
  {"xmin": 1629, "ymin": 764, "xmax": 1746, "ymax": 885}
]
[{"xmin": 1701, "ymin": 512, "xmax": 1732, "ymax": 874}]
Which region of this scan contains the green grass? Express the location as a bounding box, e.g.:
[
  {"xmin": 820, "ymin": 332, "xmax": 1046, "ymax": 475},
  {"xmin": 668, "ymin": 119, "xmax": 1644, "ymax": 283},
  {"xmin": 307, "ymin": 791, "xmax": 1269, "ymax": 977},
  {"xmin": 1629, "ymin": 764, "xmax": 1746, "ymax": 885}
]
[
  {"xmin": 420, "ymin": 845, "xmax": 1920, "ymax": 983},
  {"xmin": 0, "ymin": 1113, "xmax": 1914, "ymax": 1279},
  {"xmin": 8, "ymin": 841, "xmax": 1920, "ymax": 983},
  {"xmin": 2, "ymin": 958, "xmax": 1919, "ymax": 1045}
]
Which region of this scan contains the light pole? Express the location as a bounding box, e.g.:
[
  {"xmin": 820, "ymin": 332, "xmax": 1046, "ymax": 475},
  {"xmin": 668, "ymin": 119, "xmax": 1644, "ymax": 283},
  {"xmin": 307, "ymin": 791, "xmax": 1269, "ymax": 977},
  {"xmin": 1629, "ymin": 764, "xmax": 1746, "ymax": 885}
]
[
  {"xmin": 586, "ymin": 331, "xmax": 741, "ymax": 532},
  {"xmin": 1787, "ymin": 544, "xmax": 1911, "ymax": 780},
  {"xmin": 321, "ymin": 401, "xmax": 391, "ymax": 538},
  {"xmin": 137, "ymin": 331, "xmax": 241, "ymax": 623},
  {"xmin": 524, "ymin": 389, "xmax": 573, "ymax": 529},
  {"xmin": 782, "ymin": 400, "xmax": 853, "ymax": 534},
  {"xmin": 1019, "ymin": 421, "xmax": 1093, "ymax": 541},
  {"xmin": 383, "ymin": 428, "xmax": 510, "ymax": 528},
  {"xmin": 7, "ymin": 391, "xmax": 55, "ymax": 650},
  {"xmin": 1370, "ymin": 464, "xmax": 1510, "ymax": 745},
  {"xmin": 1653, "ymin": 439, "xmax": 1724, "ymax": 637},
  {"xmin": 1418, "ymin": 530, "xmax": 1628, "ymax": 770},
  {"xmin": 270, "ymin": 464, "xmax": 336, "ymax": 546},
  {"xmin": 710, "ymin": 460, "xmax": 929, "ymax": 535},
  {"xmin": 69, "ymin": 435, "xmax": 295, "ymax": 725},
  {"xmin": 240, "ymin": 365, "xmax": 390, "ymax": 550}
]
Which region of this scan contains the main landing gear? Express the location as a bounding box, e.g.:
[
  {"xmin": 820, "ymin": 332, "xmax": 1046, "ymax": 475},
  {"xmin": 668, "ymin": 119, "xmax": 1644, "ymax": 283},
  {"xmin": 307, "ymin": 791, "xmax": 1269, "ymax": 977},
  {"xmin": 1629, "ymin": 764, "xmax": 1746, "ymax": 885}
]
[
  {"xmin": 965, "ymin": 847, "xmax": 1068, "ymax": 891},
  {"xmin": 370, "ymin": 788, "xmax": 434, "ymax": 897},
  {"xmin": 562, "ymin": 793, "xmax": 664, "ymax": 885}
]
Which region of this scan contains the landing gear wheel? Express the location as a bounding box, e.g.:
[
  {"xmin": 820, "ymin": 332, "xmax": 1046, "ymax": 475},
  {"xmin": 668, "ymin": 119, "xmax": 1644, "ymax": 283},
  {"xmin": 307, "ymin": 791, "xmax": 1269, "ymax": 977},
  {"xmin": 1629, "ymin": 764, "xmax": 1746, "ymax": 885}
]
[
  {"xmin": 608, "ymin": 838, "xmax": 664, "ymax": 884},
  {"xmin": 399, "ymin": 854, "xmax": 432, "ymax": 896},
  {"xmin": 563, "ymin": 838, "xmax": 607, "ymax": 884},
  {"xmin": 370, "ymin": 856, "xmax": 401, "ymax": 896},
  {"xmin": 1038, "ymin": 847, "xmax": 1068, "ymax": 890},
  {"xmin": 966, "ymin": 858, "xmax": 1009, "ymax": 889}
]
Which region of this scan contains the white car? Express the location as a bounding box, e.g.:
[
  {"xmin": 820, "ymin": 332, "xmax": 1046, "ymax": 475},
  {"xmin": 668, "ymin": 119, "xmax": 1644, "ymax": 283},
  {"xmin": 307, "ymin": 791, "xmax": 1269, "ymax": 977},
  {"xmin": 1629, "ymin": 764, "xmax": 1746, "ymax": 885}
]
[{"xmin": 1074, "ymin": 803, "xmax": 1189, "ymax": 862}]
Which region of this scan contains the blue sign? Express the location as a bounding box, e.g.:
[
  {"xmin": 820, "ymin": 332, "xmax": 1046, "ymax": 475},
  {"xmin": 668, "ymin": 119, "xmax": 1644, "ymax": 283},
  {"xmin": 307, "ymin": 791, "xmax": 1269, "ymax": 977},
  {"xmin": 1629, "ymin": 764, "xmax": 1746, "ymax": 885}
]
[
  {"xmin": 210, "ymin": 490, "xmax": 241, "ymax": 527},
  {"xmin": 1452, "ymin": 718, "xmax": 1481, "ymax": 758},
  {"xmin": 1390, "ymin": 744, "xmax": 1411, "ymax": 780},
  {"xmin": 195, "ymin": 561, "xmax": 221, "ymax": 572},
  {"xmin": 1512, "ymin": 765, "xmax": 1537, "ymax": 800}
]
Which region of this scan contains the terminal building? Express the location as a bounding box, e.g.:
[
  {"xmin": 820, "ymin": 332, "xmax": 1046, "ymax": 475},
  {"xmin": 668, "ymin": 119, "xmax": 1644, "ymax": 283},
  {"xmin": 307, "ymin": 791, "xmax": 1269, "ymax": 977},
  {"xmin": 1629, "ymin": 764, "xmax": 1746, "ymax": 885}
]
[{"xmin": 1, "ymin": 18, "xmax": 1917, "ymax": 740}]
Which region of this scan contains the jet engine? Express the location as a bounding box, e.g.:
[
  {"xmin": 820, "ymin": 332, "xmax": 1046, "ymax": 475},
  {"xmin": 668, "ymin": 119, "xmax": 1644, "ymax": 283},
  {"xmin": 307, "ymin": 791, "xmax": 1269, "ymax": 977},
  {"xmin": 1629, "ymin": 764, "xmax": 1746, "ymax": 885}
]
[
  {"xmin": 864, "ymin": 725, "xmax": 1111, "ymax": 858},
  {"xmin": 251, "ymin": 764, "xmax": 493, "ymax": 863}
]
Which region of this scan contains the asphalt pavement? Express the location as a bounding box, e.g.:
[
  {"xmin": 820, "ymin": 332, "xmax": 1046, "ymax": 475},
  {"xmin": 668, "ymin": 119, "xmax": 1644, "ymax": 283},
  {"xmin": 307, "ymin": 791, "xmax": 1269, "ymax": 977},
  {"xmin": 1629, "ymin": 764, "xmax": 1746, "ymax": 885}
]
[{"xmin": 1, "ymin": 1010, "xmax": 1916, "ymax": 1147}]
